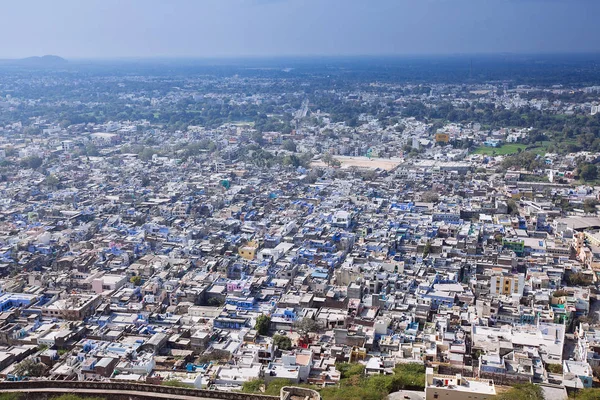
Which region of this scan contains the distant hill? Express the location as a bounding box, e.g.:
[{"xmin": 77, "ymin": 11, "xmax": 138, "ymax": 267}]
[{"xmin": 0, "ymin": 55, "xmax": 68, "ymax": 66}]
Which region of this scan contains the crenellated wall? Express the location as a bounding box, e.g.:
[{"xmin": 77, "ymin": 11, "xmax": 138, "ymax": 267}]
[{"xmin": 0, "ymin": 380, "xmax": 279, "ymax": 400}]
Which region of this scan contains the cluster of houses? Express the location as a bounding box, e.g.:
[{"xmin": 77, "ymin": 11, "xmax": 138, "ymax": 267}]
[{"xmin": 0, "ymin": 79, "xmax": 598, "ymax": 400}]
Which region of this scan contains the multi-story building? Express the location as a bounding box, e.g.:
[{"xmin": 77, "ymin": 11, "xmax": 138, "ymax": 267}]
[{"xmin": 489, "ymin": 270, "xmax": 524, "ymax": 296}]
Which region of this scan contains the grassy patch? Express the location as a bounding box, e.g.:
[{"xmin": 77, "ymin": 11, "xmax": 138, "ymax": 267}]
[
  {"xmin": 0, "ymin": 394, "xmax": 22, "ymax": 400},
  {"xmin": 243, "ymin": 363, "xmax": 425, "ymax": 400},
  {"xmin": 162, "ymin": 379, "xmax": 191, "ymax": 388},
  {"xmin": 473, "ymin": 143, "xmax": 527, "ymax": 155},
  {"xmin": 51, "ymin": 395, "xmax": 105, "ymax": 400},
  {"xmin": 525, "ymin": 140, "xmax": 553, "ymax": 156},
  {"xmin": 474, "ymin": 141, "xmax": 556, "ymax": 156}
]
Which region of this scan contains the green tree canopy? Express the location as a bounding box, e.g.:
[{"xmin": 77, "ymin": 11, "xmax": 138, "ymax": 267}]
[
  {"xmin": 282, "ymin": 139, "xmax": 297, "ymax": 152},
  {"xmin": 44, "ymin": 174, "xmax": 60, "ymax": 188},
  {"xmin": 293, "ymin": 318, "xmax": 320, "ymax": 336},
  {"xmin": 130, "ymin": 275, "xmax": 142, "ymax": 286},
  {"xmin": 336, "ymin": 362, "xmax": 365, "ymax": 379},
  {"xmin": 580, "ymin": 163, "xmax": 598, "ymax": 182},
  {"xmin": 255, "ymin": 315, "xmax": 271, "ymax": 335},
  {"xmin": 21, "ymin": 155, "xmax": 43, "ymax": 169},
  {"xmin": 273, "ymin": 334, "xmax": 292, "ymax": 350},
  {"xmin": 13, "ymin": 358, "xmax": 46, "ymax": 378},
  {"xmin": 583, "ymin": 198, "xmax": 598, "ymax": 213}
]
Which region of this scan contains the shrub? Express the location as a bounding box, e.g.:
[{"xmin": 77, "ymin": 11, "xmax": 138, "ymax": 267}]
[
  {"xmin": 162, "ymin": 379, "xmax": 190, "ymax": 388},
  {"xmin": 574, "ymin": 388, "xmax": 600, "ymax": 400},
  {"xmin": 497, "ymin": 383, "xmax": 543, "ymax": 400},
  {"xmin": 336, "ymin": 362, "xmax": 365, "ymax": 379},
  {"xmin": 242, "ymin": 378, "xmax": 263, "ymax": 393},
  {"xmin": 546, "ymin": 363, "xmax": 563, "ymax": 374}
]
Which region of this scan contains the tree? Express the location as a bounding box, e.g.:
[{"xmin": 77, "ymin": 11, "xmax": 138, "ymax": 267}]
[
  {"xmin": 44, "ymin": 174, "xmax": 60, "ymax": 188},
  {"xmin": 141, "ymin": 175, "xmax": 151, "ymax": 187},
  {"xmin": 546, "ymin": 363, "xmax": 562, "ymax": 374},
  {"xmin": 130, "ymin": 275, "xmax": 142, "ymax": 286},
  {"xmin": 360, "ymin": 170, "xmax": 377, "ymax": 181},
  {"xmin": 207, "ymin": 297, "xmax": 224, "ymax": 307},
  {"xmin": 196, "ymin": 349, "xmax": 230, "ymax": 364},
  {"xmin": 242, "ymin": 379, "xmax": 263, "ymax": 393},
  {"xmin": 293, "ymin": 318, "xmax": 320, "ymax": 336},
  {"xmin": 85, "ymin": 144, "xmax": 100, "ymax": 156},
  {"xmin": 336, "ymin": 362, "xmax": 365, "ymax": 379},
  {"xmin": 273, "ymin": 334, "xmax": 292, "ymax": 350},
  {"xmin": 391, "ymin": 364, "xmax": 426, "ymax": 391},
  {"xmin": 21, "ymin": 156, "xmax": 43, "ymax": 169},
  {"xmin": 282, "ymin": 154, "xmax": 301, "ymax": 168},
  {"xmin": 13, "ymin": 358, "xmax": 46, "ymax": 378},
  {"xmin": 423, "ymin": 241, "xmax": 432, "ymax": 258},
  {"xmin": 252, "ymin": 131, "xmax": 265, "ymax": 147},
  {"xmin": 583, "ymin": 198, "xmax": 598, "ymax": 213},
  {"xmin": 23, "ymin": 126, "xmax": 41, "ymax": 136},
  {"xmin": 139, "ymin": 148, "xmax": 156, "ymax": 162},
  {"xmin": 321, "ymin": 152, "xmax": 340, "ymax": 167},
  {"xmin": 421, "ymin": 191, "xmax": 439, "ymax": 203},
  {"xmin": 501, "ymin": 151, "xmax": 543, "ymax": 171},
  {"xmin": 282, "ymin": 139, "xmax": 297, "ymax": 152},
  {"xmin": 552, "ymin": 289, "xmax": 569, "ymax": 297},
  {"xmin": 321, "ymin": 152, "xmax": 333, "ymax": 165},
  {"xmin": 507, "ymin": 199, "xmax": 519, "ymax": 215},
  {"xmin": 580, "ymin": 163, "xmax": 598, "ymax": 182},
  {"xmin": 567, "ymin": 272, "xmax": 591, "ymax": 286},
  {"xmin": 255, "ymin": 315, "xmax": 271, "ymax": 335}
]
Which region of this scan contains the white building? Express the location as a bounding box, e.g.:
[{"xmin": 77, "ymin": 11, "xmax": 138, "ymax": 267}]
[
  {"xmin": 425, "ymin": 368, "xmax": 496, "ymax": 400},
  {"xmin": 91, "ymin": 274, "xmax": 128, "ymax": 294},
  {"xmin": 563, "ymin": 360, "xmax": 593, "ymax": 389},
  {"xmin": 61, "ymin": 140, "xmax": 74, "ymax": 151},
  {"xmin": 332, "ymin": 210, "xmax": 351, "ymax": 228},
  {"xmin": 213, "ymin": 364, "xmax": 261, "ymax": 388}
]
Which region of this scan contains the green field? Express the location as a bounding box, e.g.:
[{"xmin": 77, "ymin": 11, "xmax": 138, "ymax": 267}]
[
  {"xmin": 473, "ymin": 141, "xmax": 554, "ymax": 156},
  {"xmin": 473, "ymin": 143, "xmax": 527, "ymax": 155}
]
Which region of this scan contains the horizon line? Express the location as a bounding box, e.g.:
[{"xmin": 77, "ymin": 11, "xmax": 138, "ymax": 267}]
[{"xmin": 3, "ymin": 51, "xmax": 600, "ymax": 62}]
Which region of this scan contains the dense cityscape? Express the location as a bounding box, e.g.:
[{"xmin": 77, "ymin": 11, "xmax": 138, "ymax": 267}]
[{"xmin": 0, "ymin": 55, "xmax": 599, "ymax": 400}]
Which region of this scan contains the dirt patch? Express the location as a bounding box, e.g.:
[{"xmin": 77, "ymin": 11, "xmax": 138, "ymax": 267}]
[{"xmin": 311, "ymin": 156, "xmax": 403, "ymax": 171}]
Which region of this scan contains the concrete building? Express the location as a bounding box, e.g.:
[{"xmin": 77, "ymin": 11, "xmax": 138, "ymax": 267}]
[
  {"xmin": 425, "ymin": 368, "xmax": 496, "ymax": 400},
  {"xmin": 489, "ymin": 271, "xmax": 524, "ymax": 296}
]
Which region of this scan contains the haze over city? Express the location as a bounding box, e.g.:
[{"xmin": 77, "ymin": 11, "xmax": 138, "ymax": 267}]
[{"xmin": 1, "ymin": 0, "xmax": 600, "ymax": 59}]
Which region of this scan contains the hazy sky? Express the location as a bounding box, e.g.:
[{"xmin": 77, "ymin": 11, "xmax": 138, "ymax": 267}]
[{"xmin": 1, "ymin": 0, "xmax": 599, "ymax": 59}]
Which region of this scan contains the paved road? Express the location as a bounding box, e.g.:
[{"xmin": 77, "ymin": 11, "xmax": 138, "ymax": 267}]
[{"xmin": 388, "ymin": 389, "xmax": 425, "ymax": 400}]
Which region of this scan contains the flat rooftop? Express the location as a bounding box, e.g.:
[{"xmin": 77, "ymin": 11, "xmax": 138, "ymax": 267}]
[
  {"xmin": 428, "ymin": 373, "xmax": 496, "ymax": 395},
  {"xmin": 556, "ymin": 216, "xmax": 600, "ymax": 231}
]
